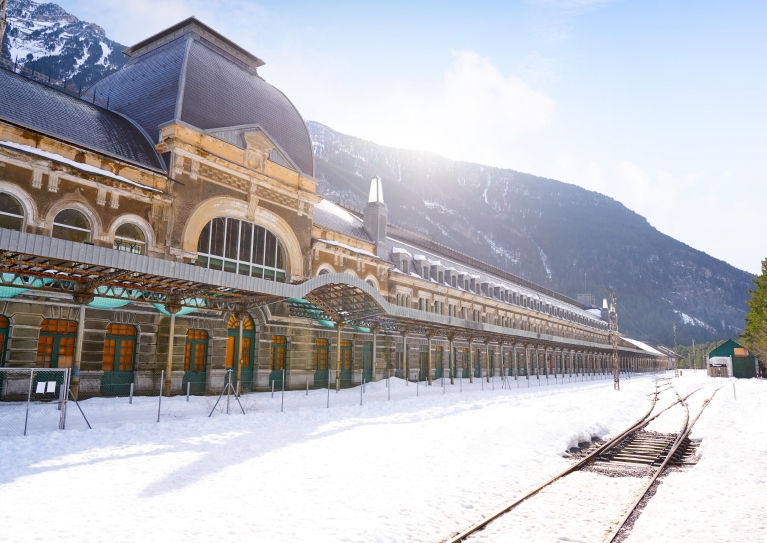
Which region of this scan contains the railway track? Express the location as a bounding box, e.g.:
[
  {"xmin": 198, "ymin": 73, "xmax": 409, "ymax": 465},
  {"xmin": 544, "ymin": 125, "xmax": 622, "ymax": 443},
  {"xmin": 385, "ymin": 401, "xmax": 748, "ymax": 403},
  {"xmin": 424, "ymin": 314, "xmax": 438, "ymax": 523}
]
[{"xmin": 442, "ymin": 379, "xmax": 721, "ymax": 543}]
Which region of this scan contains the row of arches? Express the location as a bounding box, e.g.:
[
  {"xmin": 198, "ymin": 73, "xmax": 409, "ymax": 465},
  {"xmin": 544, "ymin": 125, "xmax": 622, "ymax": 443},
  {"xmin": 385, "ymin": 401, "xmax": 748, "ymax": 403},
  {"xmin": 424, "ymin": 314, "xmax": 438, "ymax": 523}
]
[
  {"xmin": 0, "ymin": 187, "xmax": 292, "ymax": 282},
  {"xmin": 0, "ymin": 189, "xmax": 150, "ymax": 253}
]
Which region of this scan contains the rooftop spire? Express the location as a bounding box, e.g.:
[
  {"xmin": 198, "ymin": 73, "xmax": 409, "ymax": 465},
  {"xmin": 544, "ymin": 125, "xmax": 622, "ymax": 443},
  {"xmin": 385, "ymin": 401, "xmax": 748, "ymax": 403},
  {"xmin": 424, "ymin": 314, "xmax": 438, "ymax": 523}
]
[
  {"xmin": 368, "ymin": 175, "xmax": 384, "ymax": 204},
  {"xmin": 364, "ymin": 175, "xmax": 387, "ymax": 255}
]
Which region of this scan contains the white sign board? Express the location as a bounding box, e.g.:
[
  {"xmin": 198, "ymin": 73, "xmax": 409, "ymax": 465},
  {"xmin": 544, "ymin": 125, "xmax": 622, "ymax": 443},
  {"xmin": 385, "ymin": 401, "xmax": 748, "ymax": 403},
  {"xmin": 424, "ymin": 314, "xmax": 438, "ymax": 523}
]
[{"xmin": 709, "ymin": 356, "xmax": 732, "ymax": 376}]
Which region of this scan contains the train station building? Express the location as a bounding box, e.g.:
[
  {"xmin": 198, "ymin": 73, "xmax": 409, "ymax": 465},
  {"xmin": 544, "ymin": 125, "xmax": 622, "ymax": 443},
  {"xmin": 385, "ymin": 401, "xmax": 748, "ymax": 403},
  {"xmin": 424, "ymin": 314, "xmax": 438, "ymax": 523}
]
[{"xmin": 0, "ymin": 18, "xmax": 664, "ymax": 399}]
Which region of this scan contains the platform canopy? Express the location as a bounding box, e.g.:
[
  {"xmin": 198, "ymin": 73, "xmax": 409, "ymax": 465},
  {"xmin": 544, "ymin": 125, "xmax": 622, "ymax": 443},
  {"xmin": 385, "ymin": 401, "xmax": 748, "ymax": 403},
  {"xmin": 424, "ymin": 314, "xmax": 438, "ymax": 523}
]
[{"xmin": 0, "ymin": 228, "xmax": 661, "ymax": 356}]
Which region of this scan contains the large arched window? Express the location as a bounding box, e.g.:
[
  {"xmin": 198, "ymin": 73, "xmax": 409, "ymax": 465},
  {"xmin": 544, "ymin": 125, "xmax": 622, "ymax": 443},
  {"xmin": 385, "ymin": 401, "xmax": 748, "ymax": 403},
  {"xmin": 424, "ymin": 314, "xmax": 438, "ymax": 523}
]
[
  {"xmin": 114, "ymin": 223, "xmax": 146, "ymax": 254},
  {"xmin": 196, "ymin": 217, "xmax": 287, "ymax": 282},
  {"xmin": 0, "ymin": 193, "xmax": 24, "ymax": 231},
  {"xmin": 52, "ymin": 209, "xmax": 90, "ymax": 243}
]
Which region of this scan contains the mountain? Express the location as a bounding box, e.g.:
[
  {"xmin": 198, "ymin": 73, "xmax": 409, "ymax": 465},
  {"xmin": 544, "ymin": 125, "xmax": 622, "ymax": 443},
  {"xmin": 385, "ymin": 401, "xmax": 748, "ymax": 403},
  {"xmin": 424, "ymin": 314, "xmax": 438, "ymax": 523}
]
[
  {"xmin": 1, "ymin": 0, "xmax": 127, "ymax": 88},
  {"xmin": 0, "ymin": 1, "xmax": 752, "ymax": 346},
  {"xmin": 309, "ymin": 122, "xmax": 752, "ymax": 346}
]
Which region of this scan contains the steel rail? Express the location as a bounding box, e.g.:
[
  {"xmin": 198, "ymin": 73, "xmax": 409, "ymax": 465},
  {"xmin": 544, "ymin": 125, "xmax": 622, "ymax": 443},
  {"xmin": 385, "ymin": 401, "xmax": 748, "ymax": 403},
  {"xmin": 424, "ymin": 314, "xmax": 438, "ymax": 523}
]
[
  {"xmin": 603, "ymin": 385, "xmax": 722, "ymax": 542},
  {"xmin": 442, "ymin": 379, "xmax": 669, "ymax": 543}
]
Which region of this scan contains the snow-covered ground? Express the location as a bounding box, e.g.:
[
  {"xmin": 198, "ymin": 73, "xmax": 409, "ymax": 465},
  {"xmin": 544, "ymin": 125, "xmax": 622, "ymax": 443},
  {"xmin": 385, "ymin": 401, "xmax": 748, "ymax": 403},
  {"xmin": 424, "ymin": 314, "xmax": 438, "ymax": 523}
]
[
  {"xmin": 0, "ymin": 372, "xmax": 762, "ymax": 542},
  {"xmin": 624, "ymin": 376, "xmax": 767, "ymax": 543}
]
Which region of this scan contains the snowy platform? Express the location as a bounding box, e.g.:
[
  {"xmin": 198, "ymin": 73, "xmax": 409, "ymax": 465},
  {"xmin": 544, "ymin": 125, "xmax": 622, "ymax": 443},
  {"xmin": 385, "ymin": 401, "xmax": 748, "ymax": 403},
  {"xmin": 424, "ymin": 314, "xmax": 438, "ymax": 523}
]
[{"xmin": 1, "ymin": 373, "xmax": 763, "ymax": 542}]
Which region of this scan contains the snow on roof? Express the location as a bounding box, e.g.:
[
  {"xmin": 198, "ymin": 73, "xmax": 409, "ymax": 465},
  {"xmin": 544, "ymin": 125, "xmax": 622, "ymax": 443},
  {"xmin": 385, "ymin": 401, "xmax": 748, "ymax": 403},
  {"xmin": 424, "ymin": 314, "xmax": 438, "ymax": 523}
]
[
  {"xmin": 316, "ymin": 239, "xmax": 383, "ymax": 260},
  {"xmin": 392, "ymin": 247, "xmax": 412, "ymax": 256},
  {"xmin": 315, "ymin": 199, "xmax": 362, "ymax": 224},
  {"xmin": 413, "ymin": 254, "xmax": 427, "ymax": 261},
  {"xmin": 622, "ymin": 337, "xmax": 663, "ymax": 356},
  {"xmin": 0, "ymin": 140, "xmax": 162, "ymax": 192}
]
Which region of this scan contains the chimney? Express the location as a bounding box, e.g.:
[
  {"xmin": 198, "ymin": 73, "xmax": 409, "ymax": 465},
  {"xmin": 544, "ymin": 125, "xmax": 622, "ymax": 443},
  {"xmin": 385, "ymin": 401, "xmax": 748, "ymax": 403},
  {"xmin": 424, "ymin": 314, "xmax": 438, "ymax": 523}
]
[
  {"xmin": 601, "ymin": 298, "xmax": 609, "ymax": 322},
  {"xmin": 364, "ymin": 176, "xmax": 388, "ymax": 256}
]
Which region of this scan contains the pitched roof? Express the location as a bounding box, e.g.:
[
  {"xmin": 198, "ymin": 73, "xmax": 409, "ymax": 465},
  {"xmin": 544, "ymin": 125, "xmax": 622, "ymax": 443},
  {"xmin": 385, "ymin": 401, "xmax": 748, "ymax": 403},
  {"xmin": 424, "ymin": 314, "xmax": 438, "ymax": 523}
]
[
  {"xmin": 313, "ymin": 199, "xmax": 372, "ymax": 242},
  {"xmin": 0, "ymin": 69, "xmax": 164, "ymax": 172}
]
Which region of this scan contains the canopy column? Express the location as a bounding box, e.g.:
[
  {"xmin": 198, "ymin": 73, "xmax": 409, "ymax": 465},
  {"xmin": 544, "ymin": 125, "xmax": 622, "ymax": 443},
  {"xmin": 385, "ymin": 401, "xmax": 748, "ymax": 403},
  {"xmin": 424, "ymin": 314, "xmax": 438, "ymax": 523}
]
[
  {"xmin": 163, "ymin": 301, "xmax": 181, "ymax": 397},
  {"xmin": 71, "ymin": 293, "xmax": 93, "ymax": 400}
]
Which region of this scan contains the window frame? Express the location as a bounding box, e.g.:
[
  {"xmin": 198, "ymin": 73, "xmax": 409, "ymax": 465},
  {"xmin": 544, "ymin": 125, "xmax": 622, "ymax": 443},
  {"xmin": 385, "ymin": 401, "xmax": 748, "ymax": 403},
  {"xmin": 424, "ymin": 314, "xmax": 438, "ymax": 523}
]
[
  {"xmin": 113, "ymin": 223, "xmax": 147, "ymax": 255},
  {"xmin": 196, "ymin": 217, "xmax": 288, "ymax": 283},
  {"xmin": 51, "ymin": 209, "xmax": 91, "ymax": 243},
  {"xmin": 0, "ymin": 193, "xmax": 25, "ymax": 231}
]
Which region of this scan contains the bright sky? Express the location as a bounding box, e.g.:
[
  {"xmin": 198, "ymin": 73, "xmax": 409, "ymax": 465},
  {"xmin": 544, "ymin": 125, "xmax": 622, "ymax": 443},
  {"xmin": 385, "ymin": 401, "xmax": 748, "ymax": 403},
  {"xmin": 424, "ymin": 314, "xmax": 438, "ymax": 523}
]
[{"xmin": 58, "ymin": 0, "xmax": 766, "ymax": 274}]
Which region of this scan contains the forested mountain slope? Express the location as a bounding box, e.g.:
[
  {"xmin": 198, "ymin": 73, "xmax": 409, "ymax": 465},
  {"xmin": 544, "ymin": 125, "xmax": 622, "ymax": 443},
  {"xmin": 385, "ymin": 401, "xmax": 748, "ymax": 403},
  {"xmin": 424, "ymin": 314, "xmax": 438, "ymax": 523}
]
[{"xmin": 309, "ymin": 121, "xmax": 752, "ymax": 345}]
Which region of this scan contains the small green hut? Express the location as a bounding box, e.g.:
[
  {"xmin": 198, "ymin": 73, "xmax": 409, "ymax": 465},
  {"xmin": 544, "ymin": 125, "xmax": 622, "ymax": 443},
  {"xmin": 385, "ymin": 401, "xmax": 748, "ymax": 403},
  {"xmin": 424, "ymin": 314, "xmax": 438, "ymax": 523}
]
[{"xmin": 707, "ymin": 340, "xmax": 757, "ymax": 379}]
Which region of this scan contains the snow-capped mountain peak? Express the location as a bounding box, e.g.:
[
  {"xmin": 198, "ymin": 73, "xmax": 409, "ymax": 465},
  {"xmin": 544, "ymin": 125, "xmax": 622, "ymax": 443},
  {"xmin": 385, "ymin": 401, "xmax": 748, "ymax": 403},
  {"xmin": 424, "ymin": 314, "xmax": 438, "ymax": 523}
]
[{"xmin": 1, "ymin": 0, "xmax": 127, "ymax": 86}]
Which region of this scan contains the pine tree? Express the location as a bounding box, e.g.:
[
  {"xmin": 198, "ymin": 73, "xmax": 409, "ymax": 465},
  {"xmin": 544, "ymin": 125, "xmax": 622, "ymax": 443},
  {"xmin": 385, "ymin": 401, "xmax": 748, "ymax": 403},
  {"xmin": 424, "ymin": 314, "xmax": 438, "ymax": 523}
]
[{"xmin": 742, "ymin": 258, "xmax": 767, "ymax": 364}]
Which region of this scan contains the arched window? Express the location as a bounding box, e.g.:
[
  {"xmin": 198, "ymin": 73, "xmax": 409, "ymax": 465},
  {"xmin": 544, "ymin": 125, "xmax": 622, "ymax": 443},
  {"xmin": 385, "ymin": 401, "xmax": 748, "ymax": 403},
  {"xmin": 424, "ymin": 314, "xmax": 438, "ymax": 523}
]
[
  {"xmin": 197, "ymin": 217, "xmax": 287, "ymax": 282},
  {"xmin": 52, "ymin": 209, "xmax": 90, "ymax": 243},
  {"xmin": 114, "ymin": 223, "xmax": 146, "ymax": 254},
  {"xmin": 0, "ymin": 193, "xmax": 24, "ymax": 231}
]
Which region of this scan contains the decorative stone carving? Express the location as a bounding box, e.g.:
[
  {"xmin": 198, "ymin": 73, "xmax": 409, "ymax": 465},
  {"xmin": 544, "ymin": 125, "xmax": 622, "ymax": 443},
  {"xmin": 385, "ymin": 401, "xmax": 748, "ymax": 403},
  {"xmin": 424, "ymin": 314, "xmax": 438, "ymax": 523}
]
[
  {"xmin": 109, "ymin": 191, "xmax": 119, "ymax": 209},
  {"xmin": 243, "ymin": 131, "xmax": 274, "ymax": 171},
  {"xmin": 32, "ymin": 169, "xmax": 43, "ymax": 189},
  {"xmin": 47, "ymin": 172, "xmax": 60, "ymax": 192},
  {"xmin": 96, "ymin": 186, "xmax": 107, "ymax": 206}
]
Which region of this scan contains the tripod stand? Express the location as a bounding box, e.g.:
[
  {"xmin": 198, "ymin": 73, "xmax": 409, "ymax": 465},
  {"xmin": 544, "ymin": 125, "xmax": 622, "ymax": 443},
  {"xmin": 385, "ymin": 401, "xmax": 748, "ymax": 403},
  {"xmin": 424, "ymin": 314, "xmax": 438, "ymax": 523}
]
[{"xmin": 208, "ymin": 369, "xmax": 245, "ymax": 416}]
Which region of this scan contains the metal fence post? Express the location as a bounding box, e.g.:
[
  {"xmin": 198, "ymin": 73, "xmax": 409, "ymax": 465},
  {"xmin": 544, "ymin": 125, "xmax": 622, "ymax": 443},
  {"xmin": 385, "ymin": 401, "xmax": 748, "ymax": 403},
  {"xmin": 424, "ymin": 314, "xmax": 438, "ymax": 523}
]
[
  {"xmin": 186, "ymin": 381, "xmax": 190, "ymax": 402},
  {"xmin": 360, "ymin": 379, "xmax": 363, "ymax": 405},
  {"xmin": 157, "ymin": 370, "xmax": 163, "ymax": 423},
  {"xmin": 57, "ymin": 371, "xmax": 65, "ymax": 411},
  {"xmin": 281, "ymin": 369, "xmax": 285, "ymax": 412},
  {"xmin": 129, "ymin": 383, "xmax": 134, "ymax": 404},
  {"xmin": 23, "ymin": 369, "xmax": 34, "ymax": 436},
  {"xmin": 227, "ymin": 370, "xmax": 231, "ymax": 415},
  {"xmin": 60, "ymin": 369, "xmax": 70, "ymax": 430}
]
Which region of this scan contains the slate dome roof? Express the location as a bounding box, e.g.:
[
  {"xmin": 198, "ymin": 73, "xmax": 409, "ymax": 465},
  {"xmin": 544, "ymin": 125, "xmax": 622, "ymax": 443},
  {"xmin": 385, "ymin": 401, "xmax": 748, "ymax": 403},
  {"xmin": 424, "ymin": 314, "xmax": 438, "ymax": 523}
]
[{"xmin": 88, "ymin": 18, "xmax": 314, "ymax": 176}]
